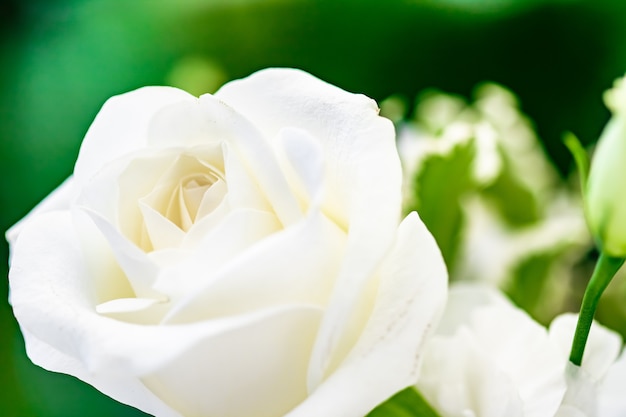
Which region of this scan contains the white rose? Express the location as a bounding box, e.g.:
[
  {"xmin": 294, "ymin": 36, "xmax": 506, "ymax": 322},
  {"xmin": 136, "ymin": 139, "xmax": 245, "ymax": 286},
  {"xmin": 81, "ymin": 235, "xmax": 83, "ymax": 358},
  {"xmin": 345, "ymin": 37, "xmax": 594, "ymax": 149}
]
[
  {"xmin": 417, "ymin": 283, "xmax": 624, "ymax": 417},
  {"xmin": 7, "ymin": 68, "xmax": 447, "ymax": 417}
]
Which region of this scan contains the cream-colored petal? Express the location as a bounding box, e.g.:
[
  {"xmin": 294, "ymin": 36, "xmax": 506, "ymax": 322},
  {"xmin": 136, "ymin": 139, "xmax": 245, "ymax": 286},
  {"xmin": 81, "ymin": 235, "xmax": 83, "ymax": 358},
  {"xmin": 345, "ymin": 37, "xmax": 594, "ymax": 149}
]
[
  {"xmin": 74, "ymin": 86, "xmax": 195, "ymax": 186},
  {"xmin": 143, "ymin": 304, "xmax": 323, "ymax": 417},
  {"xmin": 181, "ymin": 197, "xmax": 231, "ymax": 248},
  {"xmin": 289, "ymin": 212, "xmax": 447, "ymax": 417},
  {"xmin": 194, "ymin": 177, "xmax": 227, "ymax": 219},
  {"xmin": 21, "ymin": 327, "xmax": 182, "ymax": 417},
  {"xmin": 139, "ymin": 200, "xmax": 186, "ymax": 251},
  {"xmin": 195, "ymin": 92, "xmax": 302, "ymax": 227},
  {"xmin": 162, "ymin": 209, "xmax": 344, "ymax": 324},
  {"xmin": 221, "ymin": 140, "xmax": 271, "ymax": 214},
  {"xmin": 277, "ymin": 127, "xmax": 326, "ymax": 211},
  {"xmin": 96, "ymin": 297, "xmax": 170, "ymax": 325},
  {"xmin": 155, "ymin": 208, "xmax": 282, "ymax": 305},
  {"xmin": 77, "ymin": 207, "xmax": 163, "ymax": 300},
  {"xmin": 215, "ymin": 67, "xmax": 400, "ymax": 231},
  {"xmin": 6, "ymin": 177, "xmax": 76, "ymax": 248},
  {"xmin": 9, "ymin": 210, "xmax": 319, "ymax": 383},
  {"xmin": 216, "ymin": 69, "xmax": 403, "ymax": 388},
  {"xmin": 118, "ymin": 152, "xmax": 180, "ymax": 218},
  {"xmin": 146, "ymin": 99, "xmax": 225, "ymax": 148}
]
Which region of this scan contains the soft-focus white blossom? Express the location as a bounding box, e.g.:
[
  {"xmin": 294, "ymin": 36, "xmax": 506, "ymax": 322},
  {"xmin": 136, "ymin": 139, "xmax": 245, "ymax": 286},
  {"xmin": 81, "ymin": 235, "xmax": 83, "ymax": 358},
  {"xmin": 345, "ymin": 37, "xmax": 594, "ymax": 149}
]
[
  {"xmin": 395, "ymin": 85, "xmax": 589, "ymax": 317},
  {"xmin": 417, "ymin": 283, "xmax": 626, "ymax": 417},
  {"xmin": 455, "ymin": 197, "xmax": 588, "ymax": 290}
]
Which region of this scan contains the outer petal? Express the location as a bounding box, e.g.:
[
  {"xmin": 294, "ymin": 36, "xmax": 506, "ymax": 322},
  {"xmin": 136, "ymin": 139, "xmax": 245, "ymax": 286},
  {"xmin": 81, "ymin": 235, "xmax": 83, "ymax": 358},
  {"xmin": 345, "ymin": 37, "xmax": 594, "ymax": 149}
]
[
  {"xmin": 143, "ymin": 305, "xmax": 322, "ymax": 417},
  {"xmin": 215, "ymin": 67, "xmax": 400, "ymax": 232},
  {"xmin": 6, "ymin": 177, "xmax": 76, "ymax": 248},
  {"xmin": 161, "ymin": 209, "xmax": 344, "ymax": 324},
  {"xmin": 9, "ymin": 210, "xmax": 325, "ymax": 417},
  {"xmin": 287, "ymin": 212, "xmax": 447, "ymax": 417},
  {"xmin": 73, "ymin": 86, "xmax": 196, "ymax": 186},
  {"xmin": 216, "ymin": 67, "xmax": 402, "ymax": 387},
  {"xmin": 196, "ymin": 93, "xmax": 303, "ymax": 227},
  {"xmin": 20, "ymin": 327, "xmax": 181, "ymax": 417}
]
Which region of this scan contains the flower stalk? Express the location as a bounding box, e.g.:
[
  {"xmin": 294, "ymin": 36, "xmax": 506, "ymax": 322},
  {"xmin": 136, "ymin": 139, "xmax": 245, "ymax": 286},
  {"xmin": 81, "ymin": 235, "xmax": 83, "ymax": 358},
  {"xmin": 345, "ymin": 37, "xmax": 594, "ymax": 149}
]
[{"xmin": 569, "ymin": 253, "xmax": 625, "ymax": 366}]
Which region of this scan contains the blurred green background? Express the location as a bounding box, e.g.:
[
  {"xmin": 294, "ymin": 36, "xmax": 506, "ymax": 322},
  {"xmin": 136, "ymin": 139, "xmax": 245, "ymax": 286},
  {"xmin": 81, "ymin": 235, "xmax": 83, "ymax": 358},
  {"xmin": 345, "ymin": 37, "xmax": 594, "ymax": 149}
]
[{"xmin": 2, "ymin": 0, "xmax": 626, "ymax": 415}]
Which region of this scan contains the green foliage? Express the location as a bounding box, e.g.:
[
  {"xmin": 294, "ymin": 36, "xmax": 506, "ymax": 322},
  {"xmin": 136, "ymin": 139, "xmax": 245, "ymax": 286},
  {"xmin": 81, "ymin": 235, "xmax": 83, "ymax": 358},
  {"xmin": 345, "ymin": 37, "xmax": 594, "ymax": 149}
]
[
  {"xmin": 480, "ymin": 150, "xmax": 541, "ymax": 227},
  {"xmin": 505, "ymin": 249, "xmax": 566, "ymax": 323},
  {"xmin": 563, "ymin": 131, "xmax": 590, "ymax": 196},
  {"xmin": 405, "ymin": 139, "xmax": 476, "ymax": 272},
  {"xmin": 367, "ymin": 387, "xmax": 442, "ymax": 417}
]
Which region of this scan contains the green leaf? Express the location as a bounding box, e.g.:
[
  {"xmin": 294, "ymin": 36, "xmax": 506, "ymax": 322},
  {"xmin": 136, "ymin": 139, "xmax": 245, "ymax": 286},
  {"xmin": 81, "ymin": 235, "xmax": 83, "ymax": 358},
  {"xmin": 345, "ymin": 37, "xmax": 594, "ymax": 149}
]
[
  {"xmin": 480, "ymin": 149, "xmax": 541, "ymax": 226},
  {"xmin": 563, "ymin": 131, "xmax": 589, "ymax": 195},
  {"xmin": 404, "ymin": 138, "xmax": 476, "ymax": 272},
  {"xmin": 504, "ymin": 250, "xmax": 564, "ymax": 324},
  {"xmin": 366, "ymin": 387, "xmax": 442, "ymax": 417}
]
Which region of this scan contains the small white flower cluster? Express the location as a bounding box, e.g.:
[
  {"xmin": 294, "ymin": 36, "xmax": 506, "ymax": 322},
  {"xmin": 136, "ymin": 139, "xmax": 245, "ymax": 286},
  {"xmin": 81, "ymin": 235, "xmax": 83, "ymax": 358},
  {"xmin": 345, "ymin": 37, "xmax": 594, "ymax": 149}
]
[{"xmin": 392, "ymin": 84, "xmax": 590, "ymax": 322}]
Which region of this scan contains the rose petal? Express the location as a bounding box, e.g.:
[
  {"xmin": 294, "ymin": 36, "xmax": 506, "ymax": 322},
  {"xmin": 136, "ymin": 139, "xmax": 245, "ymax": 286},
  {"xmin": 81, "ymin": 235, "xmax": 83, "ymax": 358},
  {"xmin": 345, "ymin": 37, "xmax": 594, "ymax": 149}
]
[
  {"xmin": 216, "ymin": 68, "xmax": 402, "ymax": 388},
  {"xmin": 139, "ymin": 200, "xmax": 186, "ymax": 251},
  {"xmin": 20, "ymin": 327, "xmax": 182, "ymax": 417},
  {"xmin": 74, "ymin": 87, "xmax": 195, "ymax": 186},
  {"xmin": 181, "ymin": 196, "xmax": 231, "ymax": 248},
  {"xmin": 146, "ymin": 99, "xmax": 225, "ymax": 148},
  {"xmin": 6, "ymin": 177, "xmax": 76, "ymax": 248},
  {"xmin": 277, "ymin": 127, "xmax": 326, "ymax": 210},
  {"xmin": 143, "ymin": 305, "xmax": 323, "ymax": 417},
  {"xmin": 215, "ymin": 67, "xmax": 400, "ymax": 232},
  {"xmin": 76, "ymin": 207, "xmax": 163, "ymax": 300},
  {"xmin": 154, "ymin": 208, "xmax": 283, "ymax": 306},
  {"xmin": 194, "ymin": 93, "xmax": 303, "ymax": 227},
  {"xmin": 287, "ymin": 212, "xmax": 447, "ymax": 417},
  {"xmin": 195, "ymin": 178, "xmax": 227, "ymax": 219},
  {"xmin": 222, "ymin": 141, "xmax": 272, "ymax": 212},
  {"xmin": 162, "ymin": 208, "xmax": 344, "ymax": 324},
  {"xmin": 118, "ymin": 145, "xmax": 223, "ymax": 247},
  {"xmin": 95, "ymin": 298, "xmax": 170, "ymax": 325},
  {"xmin": 9, "ymin": 211, "xmax": 323, "ymax": 389}
]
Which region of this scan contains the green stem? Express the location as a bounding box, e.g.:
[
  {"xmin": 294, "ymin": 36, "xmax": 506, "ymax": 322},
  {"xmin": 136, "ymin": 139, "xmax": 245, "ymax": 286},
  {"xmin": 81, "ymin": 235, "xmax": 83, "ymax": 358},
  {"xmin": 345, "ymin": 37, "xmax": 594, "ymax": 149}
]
[{"xmin": 569, "ymin": 253, "xmax": 625, "ymax": 366}]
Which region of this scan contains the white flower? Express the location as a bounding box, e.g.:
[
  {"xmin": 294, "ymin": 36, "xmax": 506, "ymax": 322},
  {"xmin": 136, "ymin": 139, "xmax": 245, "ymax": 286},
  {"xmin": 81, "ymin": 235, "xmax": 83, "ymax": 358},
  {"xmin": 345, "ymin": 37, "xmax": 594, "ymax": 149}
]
[
  {"xmin": 7, "ymin": 68, "xmax": 448, "ymax": 417},
  {"xmin": 397, "ymin": 83, "xmax": 557, "ymax": 194},
  {"xmin": 416, "ymin": 283, "xmax": 625, "ymax": 417},
  {"xmin": 455, "ymin": 196, "xmax": 588, "ymax": 290}
]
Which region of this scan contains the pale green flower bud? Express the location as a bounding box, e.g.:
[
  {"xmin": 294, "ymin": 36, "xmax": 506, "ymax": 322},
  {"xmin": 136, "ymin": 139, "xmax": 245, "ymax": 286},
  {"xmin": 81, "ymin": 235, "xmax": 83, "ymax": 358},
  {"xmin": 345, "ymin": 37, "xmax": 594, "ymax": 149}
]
[{"xmin": 586, "ymin": 75, "xmax": 626, "ymax": 257}]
